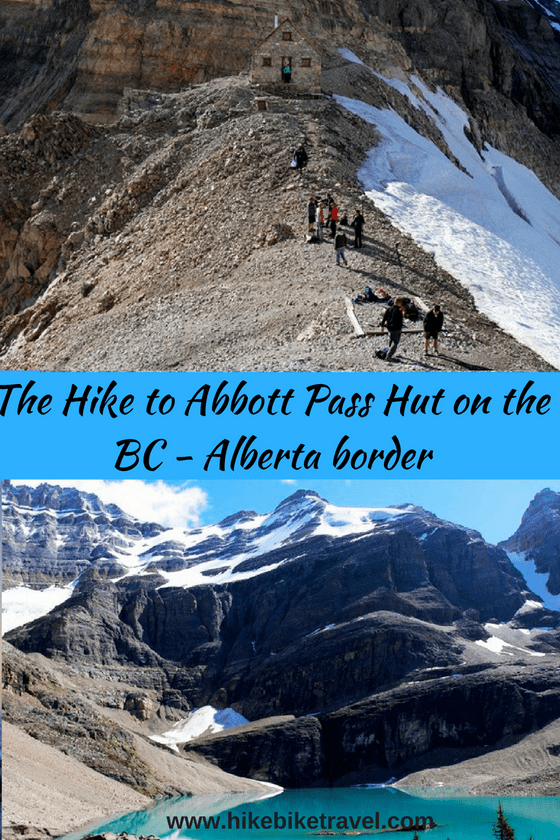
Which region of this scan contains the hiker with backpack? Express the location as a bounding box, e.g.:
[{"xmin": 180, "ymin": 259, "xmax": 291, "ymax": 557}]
[
  {"xmin": 294, "ymin": 145, "xmax": 307, "ymax": 170},
  {"xmin": 335, "ymin": 230, "xmax": 348, "ymax": 265},
  {"xmin": 380, "ymin": 298, "xmax": 404, "ymax": 361},
  {"xmin": 351, "ymin": 208, "xmax": 364, "ymax": 248},
  {"xmin": 329, "ymin": 202, "xmax": 339, "ymax": 238},
  {"xmin": 423, "ymin": 304, "xmax": 444, "ymax": 355}
]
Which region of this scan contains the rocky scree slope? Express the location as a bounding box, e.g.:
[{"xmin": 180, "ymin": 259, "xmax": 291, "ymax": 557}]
[
  {"xmin": 1, "ymin": 1, "xmax": 560, "ymax": 370},
  {"xmin": 2, "ymin": 639, "xmax": 271, "ymax": 840},
  {"xmin": 3, "ymin": 483, "xmax": 560, "ymax": 790}
]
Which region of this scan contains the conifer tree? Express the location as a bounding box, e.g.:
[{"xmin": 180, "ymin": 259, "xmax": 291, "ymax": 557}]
[{"xmin": 492, "ymin": 803, "xmax": 515, "ymax": 840}]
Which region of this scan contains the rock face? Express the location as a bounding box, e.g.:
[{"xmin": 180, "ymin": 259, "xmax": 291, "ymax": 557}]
[
  {"xmin": 1, "ymin": 639, "xmax": 159, "ymax": 793},
  {"xmin": 2, "ymin": 480, "xmax": 165, "ymax": 587},
  {"xmin": 319, "ymin": 664, "xmax": 560, "ymax": 782},
  {"xmin": 4, "ymin": 483, "xmax": 560, "ymax": 788},
  {"xmin": 500, "ymin": 488, "xmax": 560, "ymax": 596},
  {"xmin": 1, "ymin": 2, "xmax": 560, "ymax": 372},
  {"xmin": 1, "ymin": 0, "xmax": 560, "ymax": 138},
  {"xmin": 184, "ymin": 716, "xmax": 326, "ymax": 787},
  {"xmin": 189, "ymin": 664, "xmax": 560, "ymax": 785}
]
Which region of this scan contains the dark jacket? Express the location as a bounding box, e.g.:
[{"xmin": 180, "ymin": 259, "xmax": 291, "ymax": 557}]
[
  {"xmin": 334, "ymin": 232, "xmax": 347, "ymax": 249},
  {"xmin": 423, "ymin": 309, "xmax": 444, "ymax": 333},
  {"xmin": 382, "ymin": 304, "xmax": 403, "ymax": 332},
  {"xmin": 351, "ymin": 212, "xmax": 364, "ymax": 232}
]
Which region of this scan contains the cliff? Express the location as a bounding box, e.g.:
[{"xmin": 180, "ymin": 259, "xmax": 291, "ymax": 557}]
[
  {"xmin": 1, "ymin": 1, "xmax": 560, "ymax": 371},
  {"xmin": 4, "ymin": 484, "xmax": 560, "ymax": 790}
]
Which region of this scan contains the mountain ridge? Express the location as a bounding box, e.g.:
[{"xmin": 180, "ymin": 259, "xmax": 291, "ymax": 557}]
[
  {"xmin": 3, "ymin": 483, "xmax": 560, "ymax": 794},
  {"xmin": 1, "ymin": 1, "xmax": 560, "ymax": 371}
]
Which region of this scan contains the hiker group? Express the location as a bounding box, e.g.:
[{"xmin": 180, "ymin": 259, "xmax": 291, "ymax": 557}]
[
  {"xmin": 306, "ymin": 196, "xmax": 444, "ymax": 363},
  {"xmin": 376, "ymin": 299, "xmax": 444, "ymax": 363},
  {"xmin": 295, "ymin": 151, "xmax": 444, "ymax": 365},
  {"xmin": 306, "ymin": 194, "xmax": 364, "ymax": 263}
]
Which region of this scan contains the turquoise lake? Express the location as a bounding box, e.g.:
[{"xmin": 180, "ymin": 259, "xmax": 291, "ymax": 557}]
[{"xmin": 65, "ymin": 788, "xmax": 560, "ymax": 840}]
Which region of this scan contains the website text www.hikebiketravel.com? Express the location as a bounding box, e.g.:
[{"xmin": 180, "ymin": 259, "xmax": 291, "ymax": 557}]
[{"xmin": 166, "ymin": 811, "xmax": 435, "ymax": 831}]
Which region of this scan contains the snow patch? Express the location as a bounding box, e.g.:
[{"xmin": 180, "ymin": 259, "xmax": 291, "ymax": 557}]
[
  {"xmin": 2, "ymin": 584, "xmax": 75, "ymax": 634},
  {"xmin": 335, "ymin": 81, "xmax": 560, "ymax": 368},
  {"xmin": 507, "ymin": 551, "xmax": 560, "ymax": 612},
  {"xmin": 306, "ymin": 623, "xmax": 336, "ymax": 637},
  {"xmin": 149, "ymin": 705, "xmax": 249, "ymax": 751},
  {"xmin": 476, "ymin": 624, "xmax": 547, "ymax": 657},
  {"xmin": 339, "ymin": 48, "xmax": 365, "ymax": 65}
]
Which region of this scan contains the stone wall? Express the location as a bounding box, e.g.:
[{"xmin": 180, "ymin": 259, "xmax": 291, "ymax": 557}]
[{"xmin": 251, "ymin": 20, "xmax": 321, "ymax": 94}]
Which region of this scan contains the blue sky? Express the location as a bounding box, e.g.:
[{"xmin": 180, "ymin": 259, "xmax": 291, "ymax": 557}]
[{"xmin": 12, "ymin": 479, "xmax": 560, "ymax": 546}]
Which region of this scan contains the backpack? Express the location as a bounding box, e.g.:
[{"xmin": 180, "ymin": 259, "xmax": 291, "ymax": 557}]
[
  {"xmin": 404, "ymin": 302, "xmax": 419, "ymax": 322},
  {"xmin": 375, "ymin": 347, "xmax": 388, "ymax": 360}
]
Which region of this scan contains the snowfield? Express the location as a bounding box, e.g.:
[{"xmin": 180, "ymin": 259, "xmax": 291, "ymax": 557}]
[
  {"xmin": 507, "ymin": 551, "xmax": 560, "ymax": 612},
  {"xmin": 149, "ymin": 705, "xmax": 249, "ymax": 751},
  {"xmin": 1, "ymin": 497, "xmax": 413, "ymax": 632},
  {"xmin": 336, "ymin": 54, "xmax": 560, "ymax": 369},
  {"xmin": 2, "ymin": 584, "xmax": 76, "ymax": 634}
]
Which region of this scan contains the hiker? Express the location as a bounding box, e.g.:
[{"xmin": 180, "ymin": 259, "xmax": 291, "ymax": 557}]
[
  {"xmin": 330, "ymin": 202, "xmax": 339, "ymax": 238},
  {"xmin": 424, "ymin": 304, "xmax": 444, "ymax": 355},
  {"xmin": 307, "ymin": 197, "xmax": 316, "ymax": 232},
  {"xmin": 294, "ymin": 145, "xmax": 307, "ymax": 170},
  {"xmin": 351, "ymin": 208, "xmax": 364, "ymax": 248},
  {"xmin": 283, "ymin": 62, "xmax": 291, "ymax": 83},
  {"xmin": 325, "ymin": 193, "xmax": 334, "ymax": 224},
  {"xmin": 335, "ymin": 229, "xmax": 348, "ymax": 265},
  {"xmin": 380, "ymin": 297, "xmax": 404, "ymax": 361},
  {"xmin": 316, "ymin": 201, "xmax": 325, "ymax": 240}
]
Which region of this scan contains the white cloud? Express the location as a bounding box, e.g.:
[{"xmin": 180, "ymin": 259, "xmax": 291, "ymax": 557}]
[
  {"xmin": 9, "ymin": 480, "xmax": 208, "ymax": 529},
  {"xmin": 280, "ymin": 479, "xmax": 297, "ymax": 485}
]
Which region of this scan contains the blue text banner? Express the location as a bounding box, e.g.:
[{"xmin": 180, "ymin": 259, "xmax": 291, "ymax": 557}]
[{"xmin": 0, "ymin": 372, "xmax": 557, "ymax": 478}]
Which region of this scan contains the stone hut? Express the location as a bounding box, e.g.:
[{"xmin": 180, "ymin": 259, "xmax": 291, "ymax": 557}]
[{"xmin": 251, "ymin": 18, "xmax": 322, "ymax": 94}]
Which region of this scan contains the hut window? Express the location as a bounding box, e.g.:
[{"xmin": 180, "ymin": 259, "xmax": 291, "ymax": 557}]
[
  {"xmin": 262, "ymin": 56, "xmax": 272, "ymax": 66},
  {"xmin": 301, "ymin": 57, "xmax": 311, "ymax": 67},
  {"xmin": 282, "ymin": 31, "xmax": 292, "ymax": 40}
]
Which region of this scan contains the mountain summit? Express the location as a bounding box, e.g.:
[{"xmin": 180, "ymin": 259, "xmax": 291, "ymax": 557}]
[
  {"xmin": 499, "ymin": 487, "xmax": 560, "ymax": 609},
  {"xmin": 3, "ymin": 483, "xmax": 560, "ymax": 794}
]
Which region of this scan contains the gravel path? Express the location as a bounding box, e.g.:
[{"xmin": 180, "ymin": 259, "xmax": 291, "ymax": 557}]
[{"xmin": 0, "ymin": 76, "xmax": 555, "ymax": 373}]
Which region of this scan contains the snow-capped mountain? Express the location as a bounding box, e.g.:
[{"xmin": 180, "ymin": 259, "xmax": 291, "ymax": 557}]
[
  {"xmin": 2, "ymin": 483, "xmax": 542, "ymax": 634},
  {"xmin": 4, "ymin": 482, "xmax": 560, "ymax": 790},
  {"xmin": 500, "ymin": 487, "xmax": 560, "ymax": 611}
]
